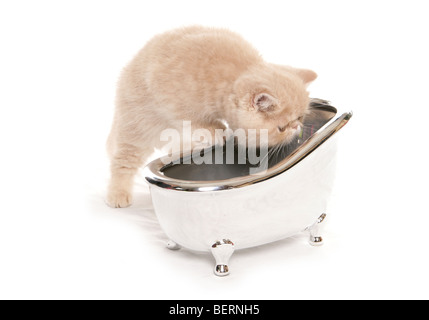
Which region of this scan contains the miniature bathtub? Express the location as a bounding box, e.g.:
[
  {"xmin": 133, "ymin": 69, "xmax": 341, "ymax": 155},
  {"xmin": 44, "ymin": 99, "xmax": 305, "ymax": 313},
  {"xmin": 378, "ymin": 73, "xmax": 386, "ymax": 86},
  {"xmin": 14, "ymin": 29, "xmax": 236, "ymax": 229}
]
[{"xmin": 144, "ymin": 99, "xmax": 352, "ymax": 276}]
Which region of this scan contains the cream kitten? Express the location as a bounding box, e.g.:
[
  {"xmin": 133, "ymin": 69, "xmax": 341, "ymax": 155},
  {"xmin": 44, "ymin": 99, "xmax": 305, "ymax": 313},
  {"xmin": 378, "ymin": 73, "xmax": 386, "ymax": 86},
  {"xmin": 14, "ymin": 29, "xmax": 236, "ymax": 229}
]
[{"xmin": 106, "ymin": 26, "xmax": 317, "ymax": 208}]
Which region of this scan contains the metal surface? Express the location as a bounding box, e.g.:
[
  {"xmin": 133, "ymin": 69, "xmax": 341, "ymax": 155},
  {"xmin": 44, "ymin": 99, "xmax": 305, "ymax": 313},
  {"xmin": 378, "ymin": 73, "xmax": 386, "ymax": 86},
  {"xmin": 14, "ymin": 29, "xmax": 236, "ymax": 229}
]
[
  {"xmin": 144, "ymin": 99, "xmax": 352, "ymax": 275},
  {"xmin": 144, "ymin": 99, "xmax": 352, "ymax": 192}
]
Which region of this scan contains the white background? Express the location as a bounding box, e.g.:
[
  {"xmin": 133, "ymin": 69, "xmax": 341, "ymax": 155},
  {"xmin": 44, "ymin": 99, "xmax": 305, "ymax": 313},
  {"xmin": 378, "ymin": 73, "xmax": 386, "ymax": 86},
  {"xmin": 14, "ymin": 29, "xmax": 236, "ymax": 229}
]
[{"xmin": 1, "ymin": 0, "xmax": 428, "ymax": 300}]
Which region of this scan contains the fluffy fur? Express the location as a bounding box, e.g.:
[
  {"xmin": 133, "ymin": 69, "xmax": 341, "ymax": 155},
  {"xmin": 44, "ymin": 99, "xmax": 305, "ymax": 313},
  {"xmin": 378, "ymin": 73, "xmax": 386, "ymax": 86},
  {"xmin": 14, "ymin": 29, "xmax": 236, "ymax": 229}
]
[{"xmin": 107, "ymin": 26, "xmax": 317, "ymax": 208}]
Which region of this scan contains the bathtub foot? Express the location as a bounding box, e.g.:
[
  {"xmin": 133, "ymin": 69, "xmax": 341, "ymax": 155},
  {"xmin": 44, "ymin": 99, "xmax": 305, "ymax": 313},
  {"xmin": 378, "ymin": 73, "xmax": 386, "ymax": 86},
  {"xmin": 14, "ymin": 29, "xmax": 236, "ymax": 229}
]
[
  {"xmin": 211, "ymin": 239, "xmax": 234, "ymax": 277},
  {"xmin": 307, "ymin": 213, "xmax": 327, "ymax": 246},
  {"xmin": 166, "ymin": 239, "xmax": 181, "ymax": 250}
]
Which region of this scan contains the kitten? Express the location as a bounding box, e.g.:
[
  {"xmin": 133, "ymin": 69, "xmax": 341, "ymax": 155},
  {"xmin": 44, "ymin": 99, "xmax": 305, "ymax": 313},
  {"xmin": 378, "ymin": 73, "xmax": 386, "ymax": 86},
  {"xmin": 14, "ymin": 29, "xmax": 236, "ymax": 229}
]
[{"xmin": 106, "ymin": 26, "xmax": 317, "ymax": 208}]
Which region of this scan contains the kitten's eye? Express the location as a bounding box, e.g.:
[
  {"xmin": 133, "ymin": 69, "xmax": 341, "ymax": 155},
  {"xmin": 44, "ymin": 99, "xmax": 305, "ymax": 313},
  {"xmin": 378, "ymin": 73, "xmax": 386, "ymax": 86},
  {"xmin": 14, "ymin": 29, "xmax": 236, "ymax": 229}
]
[
  {"xmin": 297, "ymin": 116, "xmax": 304, "ymax": 122},
  {"xmin": 278, "ymin": 125, "xmax": 286, "ymax": 133}
]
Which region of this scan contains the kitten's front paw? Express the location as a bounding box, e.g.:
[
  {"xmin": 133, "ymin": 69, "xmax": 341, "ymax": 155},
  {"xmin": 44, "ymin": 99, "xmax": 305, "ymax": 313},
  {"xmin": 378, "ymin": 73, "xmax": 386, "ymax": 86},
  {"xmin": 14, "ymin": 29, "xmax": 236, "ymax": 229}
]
[{"xmin": 106, "ymin": 189, "xmax": 133, "ymax": 208}]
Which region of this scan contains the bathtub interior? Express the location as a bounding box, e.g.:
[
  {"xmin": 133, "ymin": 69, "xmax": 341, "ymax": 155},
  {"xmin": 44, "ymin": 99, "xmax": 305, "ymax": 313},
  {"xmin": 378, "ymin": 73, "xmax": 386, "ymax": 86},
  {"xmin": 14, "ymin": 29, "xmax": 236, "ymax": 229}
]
[{"xmin": 162, "ymin": 102, "xmax": 336, "ymax": 182}]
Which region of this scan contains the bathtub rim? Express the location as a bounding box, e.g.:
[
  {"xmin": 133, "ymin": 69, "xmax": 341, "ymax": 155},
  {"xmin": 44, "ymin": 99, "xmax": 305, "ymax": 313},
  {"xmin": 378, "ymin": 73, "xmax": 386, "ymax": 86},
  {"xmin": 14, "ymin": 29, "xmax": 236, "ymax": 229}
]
[{"xmin": 144, "ymin": 99, "xmax": 352, "ymax": 192}]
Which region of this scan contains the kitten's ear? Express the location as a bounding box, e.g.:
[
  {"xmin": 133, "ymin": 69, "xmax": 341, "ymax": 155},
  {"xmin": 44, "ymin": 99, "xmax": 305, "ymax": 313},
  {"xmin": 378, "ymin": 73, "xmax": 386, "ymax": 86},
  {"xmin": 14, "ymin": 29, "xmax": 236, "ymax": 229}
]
[
  {"xmin": 252, "ymin": 93, "xmax": 277, "ymax": 111},
  {"xmin": 294, "ymin": 68, "xmax": 318, "ymax": 84}
]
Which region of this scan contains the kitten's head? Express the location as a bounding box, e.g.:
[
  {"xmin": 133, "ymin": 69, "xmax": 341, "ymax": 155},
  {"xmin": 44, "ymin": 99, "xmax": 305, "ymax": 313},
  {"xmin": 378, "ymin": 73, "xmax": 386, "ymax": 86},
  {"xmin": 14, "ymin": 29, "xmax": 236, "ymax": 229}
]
[{"xmin": 231, "ymin": 64, "xmax": 317, "ymax": 147}]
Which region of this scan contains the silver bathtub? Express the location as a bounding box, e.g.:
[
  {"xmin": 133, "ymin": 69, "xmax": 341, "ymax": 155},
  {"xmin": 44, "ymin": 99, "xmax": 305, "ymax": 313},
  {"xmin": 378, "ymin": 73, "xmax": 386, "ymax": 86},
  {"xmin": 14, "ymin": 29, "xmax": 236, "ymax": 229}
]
[{"xmin": 144, "ymin": 99, "xmax": 352, "ymax": 276}]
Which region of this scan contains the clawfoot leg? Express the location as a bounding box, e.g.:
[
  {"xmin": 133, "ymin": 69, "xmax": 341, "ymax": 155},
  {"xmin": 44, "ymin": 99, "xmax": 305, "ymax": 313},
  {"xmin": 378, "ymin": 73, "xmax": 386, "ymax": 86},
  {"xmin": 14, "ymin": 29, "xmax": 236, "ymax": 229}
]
[
  {"xmin": 307, "ymin": 213, "xmax": 327, "ymax": 246},
  {"xmin": 166, "ymin": 239, "xmax": 181, "ymax": 250},
  {"xmin": 211, "ymin": 239, "xmax": 234, "ymax": 276}
]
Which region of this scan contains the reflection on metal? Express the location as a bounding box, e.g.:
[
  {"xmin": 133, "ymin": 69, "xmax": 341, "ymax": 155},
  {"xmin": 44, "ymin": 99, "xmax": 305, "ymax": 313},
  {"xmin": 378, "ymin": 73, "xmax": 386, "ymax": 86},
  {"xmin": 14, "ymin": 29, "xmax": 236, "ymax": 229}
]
[{"xmin": 144, "ymin": 99, "xmax": 352, "ymax": 192}]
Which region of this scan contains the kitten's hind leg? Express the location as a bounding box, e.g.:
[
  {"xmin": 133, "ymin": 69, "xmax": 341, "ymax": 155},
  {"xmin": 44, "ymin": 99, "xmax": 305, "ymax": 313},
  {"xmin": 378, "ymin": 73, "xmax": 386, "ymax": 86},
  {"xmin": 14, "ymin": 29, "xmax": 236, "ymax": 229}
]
[{"xmin": 107, "ymin": 143, "xmax": 147, "ymax": 208}]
